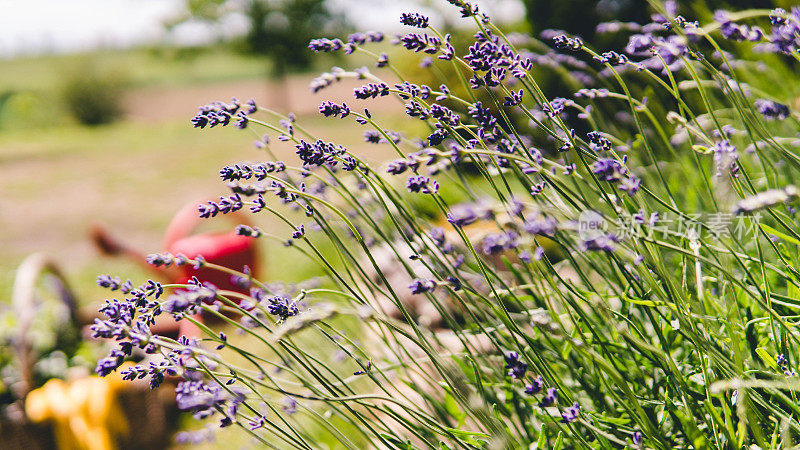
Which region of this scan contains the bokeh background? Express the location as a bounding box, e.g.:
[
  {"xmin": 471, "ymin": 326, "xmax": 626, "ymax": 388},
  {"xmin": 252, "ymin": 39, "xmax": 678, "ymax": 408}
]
[
  {"xmin": 0, "ymin": 0, "xmax": 791, "ymax": 447},
  {"xmin": 0, "ymin": 0, "xmax": 525, "ymax": 303}
]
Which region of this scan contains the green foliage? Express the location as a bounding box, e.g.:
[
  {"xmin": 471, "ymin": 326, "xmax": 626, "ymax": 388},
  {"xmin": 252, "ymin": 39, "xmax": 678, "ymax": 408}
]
[
  {"xmin": 88, "ymin": 1, "xmax": 800, "ymax": 448},
  {"xmin": 244, "ymin": 0, "xmax": 348, "ymax": 73},
  {"xmin": 173, "ymin": 0, "xmax": 350, "ymax": 74},
  {"xmin": 0, "ymin": 91, "xmax": 60, "ymax": 130},
  {"xmin": 520, "ymin": 0, "xmax": 776, "ymax": 42},
  {"xmin": 59, "ymin": 65, "xmax": 127, "ymax": 126}
]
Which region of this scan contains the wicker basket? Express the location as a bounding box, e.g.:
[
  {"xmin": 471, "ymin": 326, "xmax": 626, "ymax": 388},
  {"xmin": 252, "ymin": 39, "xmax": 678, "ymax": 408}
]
[
  {"xmin": 0, "ymin": 415, "xmax": 57, "ymax": 449},
  {"xmin": 2, "ymin": 253, "xmax": 177, "ymax": 449}
]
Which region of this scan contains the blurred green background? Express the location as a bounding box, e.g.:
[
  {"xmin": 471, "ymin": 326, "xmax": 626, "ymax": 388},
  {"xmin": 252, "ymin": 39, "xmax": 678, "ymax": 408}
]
[{"xmin": 0, "ymin": 0, "xmax": 790, "ymax": 447}]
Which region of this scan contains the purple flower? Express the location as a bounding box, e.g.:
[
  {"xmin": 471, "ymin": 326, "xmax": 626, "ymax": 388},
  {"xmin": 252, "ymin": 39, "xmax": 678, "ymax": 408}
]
[
  {"xmin": 219, "ymin": 161, "xmax": 285, "ymax": 182},
  {"xmin": 95, "ymin": 349, "xmax": 126, "ymax": 376},
  {"xmin": 395, "ymin": 81, "xmax": 425, "ymax": 100},
  {"xmin": 146, "ymin": 252, "xmax": 175, "ymax": 267},
  {"xmin": 446, "ymin": 276, "xmax": 462, "ymax": 291},
  {"xmin": 175, "ymin": 380, "xmax": 226, "ymax": 413},
  {"xmin": 145, "ymin": 360, "xmax": 176, "ymax": 389},
  {"xmin": 553, "ymin": 35, "xmax": 583, "ymax": 51},
  {"xmin": 755, "ymin": 99, "xmax": 790, "ymax": 120},
  {"xmin": 595, "ymin": 51, "xmax": 629, "ymax": 65},
  {"xmin": 468, "ymin": 102, "xmax": 498, "ymax": 132},
  {"xmin": 592, "ymin": 158, "xmax": 640, "ymax": 195},
  {"xmin": 318, "ymin": 101, "xmax": 350, "ymax": 118},
  {"xmin": 295, "ymin": 139, "xmax": 347, "ymax": 168},
  {"xmin": 481, "ymin": 231, "xmax": 518, "ymax": 255},
  {"xmin": 292, "ymin": 224, "xmax": 305, "ymax": 239},
  {"xmin": 191, "ymin": 98, "xmax": 248, "ymax": 129},
  {"xmin": 409, "ymin": 278, "xmax": 436, "ymax": 294},
  {"xmin": 587, "ymin": 131, "xmax": 612, "ymax": 152},
  {"xmin": 407, "ymin": 175, "xmax": 439, "ymax": 194},
  {"xmin": 235, "ymin": 225, "xmax": 262, "ymax": 238},
  {"xmin": 504, "ymin": 351, "xmax": 527, "ymax": 380},
  {"xmin": 248, "ymin": 416, "xmax": 266, "ymax": 430},
  {"xmin": 405, "ymin": 101, "xmax": 430, "ymax": 119},
  {"xmin": 617, "ymin": 176, "xmax": 642, "ymax": 195},
  {"xmin": 542, "ymin": 97, "xmax": 568, "ymax": 117},
  {"xmin": 446, "ymin": 202, "xmax": 492, "ymax": 227},
  {"xmin": 354, "ymin": 83, "xmax": 390, "ymax": 99},
  {"xmin": 596, "ymin": 20, "xmax": 642, "ymax": 34},
  {"xmin": 244, "ymin": 99, "xmax": 257, "ymax": 114},
  {"xmin": 427, "ymin": 125, "xmax": 449, "ymax": 146},
  {"xmin": 525, "ymin": 375, "xmax": 544, "ymax": 395},
  {"xmin": 523, "ymin": 213, "xmax": 557, "ymax": 236},
  {"xmin": 387, "ymin": 160, "xmax": 409, "ymax": 175},
  {"xmin": 347, "ymin": 31, "xmax": 383, "ymax": 45},
  {"xmin": 720, "ymin": 21, "xmax": 763, "ymax": 42},
  {"xmin": 539, "ymin": 387, "xmax": 558, "ymax": 407},
  {"xmin": 364, "ymin": 130, "xmax": 383, "ymax": 144},
  {"xmin": 443, "ymin": 0, "xmax": 482, "ymax": 18},
  {"xmin": 400, "ymin": 33, "xmax": 441, "ymax": 54},
  {"xmin": 400, "ymin": 12, "xmax": 429, "ymax": 28},
  {"xmin": 198, "ymin": 194, "xmax": 244, "ymax": 218},
  {"xmin": 162, "ymin": 285, "xmax": 216, "ymax": 316},
  {"xmin": 632, "ymin": 431, "xmax": 643, "ymax": 445},
  {"xmin": 503, "ymin": 90, "xmax": 524, "ymax": 107},
  {"xmin": 268, "ymin": 296, "xmax": 299, "ymax": 321},
  {"xmin": 429, "ymin": 104, "xmax": 460, "ymax": 125},
  {"xmin": 309, "ymin": 67, "xmax": 347, "ymax": 93},
  {"xmin": 580, "ymin": 234, "xmax": 619, "ymax": 252},
  {"xmin": 651, "ymin": 36, "xmax": 688, "ymax": 67},
  {"xmin": 765, "ymin": 8, "xmax": 800, "ymax": 54},
  {"xmin": 308, "ymin": 38, "xmax": 344, "ymax": 52},
  {"xmin": 376, "ymin": 52, "xmax": 389, "ymax": 68},
  {"xmin": 575, "ymin": 88, "xmax": 610, "ymax": 98},
  {"xmin": 234, "ymin": 111, "xmax": 249, "ymax": 129},
  {"xmin": 712, "ymin": 140, "xmax": 738, "ymax": 176},
  {"xmin": 560, "ymin": 402, "xmax": 580, "ymax": 423},
  {"xmin": 215, "ymin": 332, "xmax": 227, "ymax": 350},
  {"xmin": 97, "ymin": 274, "xmax": 121, "ymax": 290},
  {"xmin": 626, "ymin": 34, "xmax": 654, "ymax": 54},
  {"xmin": 282, "ymin": 397, "xmax": 298, "ymax": 415}
]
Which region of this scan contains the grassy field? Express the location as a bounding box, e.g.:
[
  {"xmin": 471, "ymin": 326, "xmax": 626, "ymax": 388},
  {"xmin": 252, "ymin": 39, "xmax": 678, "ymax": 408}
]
[
  {"xmin": 0, "ymin": 111, "xmax": 413, "ymax": 302},
  {"xmin": 0, "ymin": 42, "xmax": 418, "ymax": 300},
  {"xmin": 0, "ymin": 46, "xmax": 272, "ymax": 93},
  {"xmin": 0, "ymin": 42, "xmax": 428, "ymax": 448}
]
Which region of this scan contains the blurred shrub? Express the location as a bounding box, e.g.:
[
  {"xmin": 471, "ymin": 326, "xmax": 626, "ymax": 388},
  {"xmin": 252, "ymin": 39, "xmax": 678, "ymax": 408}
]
[
  {"xmin": 59, "ymin": 66, "xmax": 128, "ymax": 126},
  {"xmin": 0, "ymin": 91, "xmax": 61, "ymax": 131}
]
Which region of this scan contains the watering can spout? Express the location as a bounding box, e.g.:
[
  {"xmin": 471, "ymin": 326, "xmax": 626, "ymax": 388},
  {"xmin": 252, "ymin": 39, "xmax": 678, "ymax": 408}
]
[{"xmin": 90, "ymin": 200, "xmax": 259, "ymax": 294}]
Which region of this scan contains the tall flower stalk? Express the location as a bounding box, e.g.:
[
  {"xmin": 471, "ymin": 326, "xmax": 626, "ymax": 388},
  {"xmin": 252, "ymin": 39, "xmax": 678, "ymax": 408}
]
[{"xmin": 93, "ymin": 2, "xmax": 800, "ymax": 448}]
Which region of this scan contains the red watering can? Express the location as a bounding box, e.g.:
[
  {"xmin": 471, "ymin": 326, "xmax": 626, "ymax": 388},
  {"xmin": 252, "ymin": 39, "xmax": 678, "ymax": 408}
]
[
  {"xmin": 160, "ymin": 201, "xmax": 258, "ymax": 296},
  {"xmin": 90, "ymin": 200, "xmax": 260, "ymax": 336}
]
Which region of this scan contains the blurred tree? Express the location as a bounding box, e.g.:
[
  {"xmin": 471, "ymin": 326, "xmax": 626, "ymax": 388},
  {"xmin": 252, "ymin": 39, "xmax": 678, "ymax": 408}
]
[
  {"xmin": 59, "ymin": 64, "xmax": 127, "ymax": 126},
  {"xmin": 169, "ymin": 0, "xmax": 348, "ymax": 107},
  {"xmin": 243, "ymin": 0, "xmax": 341, "ymax": 74},
  {"xmin": 521, "ymin": 0, "xmax": 776, "ymax": 42}
]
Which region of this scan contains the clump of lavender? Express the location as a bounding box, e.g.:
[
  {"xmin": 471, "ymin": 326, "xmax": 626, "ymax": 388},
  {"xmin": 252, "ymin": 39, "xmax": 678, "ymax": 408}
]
[{"xmin": 92, "ymin": 2, "xmax": 800, "ymax": 448}]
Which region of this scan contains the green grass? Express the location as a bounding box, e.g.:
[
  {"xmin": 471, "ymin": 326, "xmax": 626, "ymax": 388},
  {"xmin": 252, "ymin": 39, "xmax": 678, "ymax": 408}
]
[
  {"xmin": 0, "ymin": 108, "xmax": 381, "ymax": 447},
  {"xmin": 0, "ymin": 43, "xmax": 425, "ymax": 447},
  {"xmin": 0, "ymin": 46, "xmax": 272, "ymax": 94},
  {"xmin": 0, "ymin": 105, "xmax": 415, "ymax": 303}
]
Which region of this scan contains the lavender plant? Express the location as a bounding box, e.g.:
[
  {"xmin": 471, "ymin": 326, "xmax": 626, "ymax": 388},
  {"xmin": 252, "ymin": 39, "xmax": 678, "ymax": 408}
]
[{"xmin": 93, "ymin": 1, "xmax": 800, "ymax": 448}]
